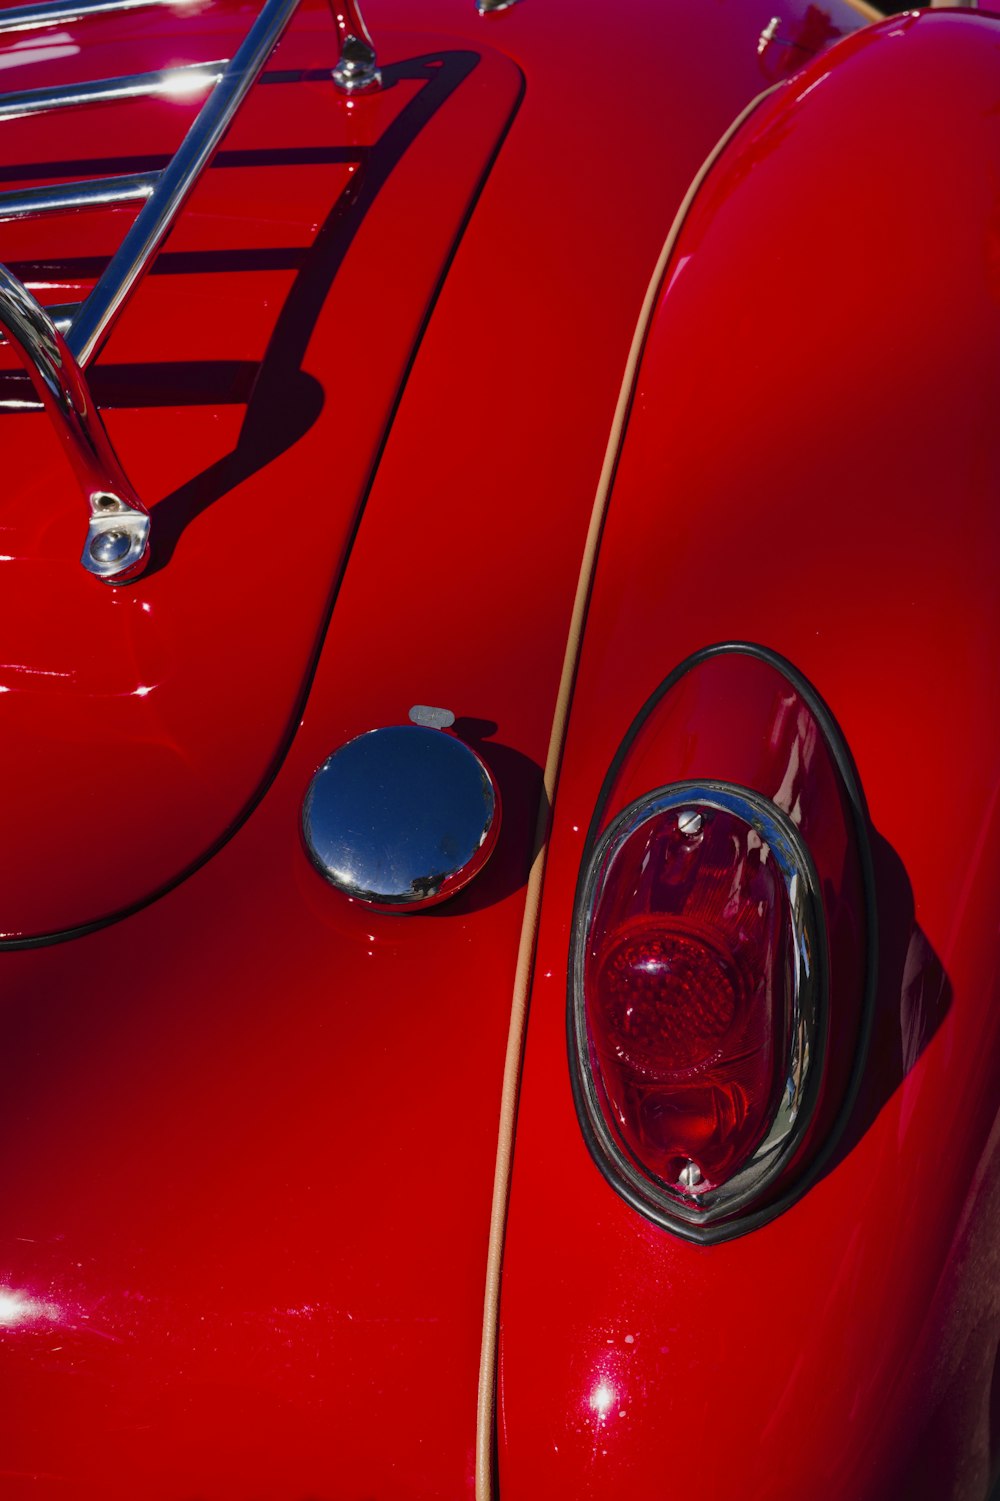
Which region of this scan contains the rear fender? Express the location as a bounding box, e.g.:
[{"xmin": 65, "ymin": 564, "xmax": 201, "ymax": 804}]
[{"xmin": 498, "ymin": 14, "xmax": 1000, "ymax": 1499}]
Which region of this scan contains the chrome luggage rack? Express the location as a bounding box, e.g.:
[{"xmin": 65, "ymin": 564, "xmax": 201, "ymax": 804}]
[{"xmin": 0, "ymin": 0, "xmax": 380, "ymax": 582}]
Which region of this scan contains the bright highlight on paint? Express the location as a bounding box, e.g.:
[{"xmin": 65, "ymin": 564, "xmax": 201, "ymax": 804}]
[
  {"xmin": 0, "ymin": 1292, "xmax": 33, "ymax": 1324},
  {"xmin": 0, "ymin": 1290, "xmax": 57, "ymax": 1326},
  {"xmin": 589, "ymin": 1381, "xmax": 615, "ymax": 1418}
]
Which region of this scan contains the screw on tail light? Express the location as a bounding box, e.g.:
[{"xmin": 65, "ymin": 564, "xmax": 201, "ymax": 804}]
[{"xmin": 570, "ymin": 781, "xmax": 826, "ymax": 1238}]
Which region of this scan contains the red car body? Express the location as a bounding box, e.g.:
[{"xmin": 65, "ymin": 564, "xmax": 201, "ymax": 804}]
[{"xmin": 0, "ymin": 0, "xmax": 996, "ymax": 1496}]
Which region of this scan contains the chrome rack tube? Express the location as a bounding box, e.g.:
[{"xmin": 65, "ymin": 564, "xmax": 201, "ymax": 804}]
[
  {"xmin": 0, "ymin": 0, "xmax": 190, "ymax": 35},
  {"xmin": 0, "ymin": 61, "xmax": 225, "ymax": 121},
  {"xmin": 67, "ymin": 0, "xmax": 305, "ymax": 368},
  {"xmin": 0, "ymin": 172, "xmax": 158, "ymax": 222},
  {"xmin": 0, "ymin": 265, "xmax": 149, "ymax": 583}
]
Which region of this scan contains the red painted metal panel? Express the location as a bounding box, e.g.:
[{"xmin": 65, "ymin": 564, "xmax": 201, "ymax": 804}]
[
  {"xmin": 499, "ymin": 14, "xmax": 1000, "ymax": 1500},
  {"xmin": 0, "ymin": 0, "xmax": 871, "ymax": 1491}
]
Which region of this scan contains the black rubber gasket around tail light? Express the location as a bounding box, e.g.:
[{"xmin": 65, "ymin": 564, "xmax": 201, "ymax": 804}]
[{"xmin": 567, "ymin": 640, "xmax": 878, "ymax": 1245}]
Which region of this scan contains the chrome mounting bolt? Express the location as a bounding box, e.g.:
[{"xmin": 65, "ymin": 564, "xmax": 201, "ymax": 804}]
[
  {"xmin": 89, "ymin": 529, "xmax": 131, "ymax": 566},
  {"xmin": 330, "ymin": 0, "xmax": 381, "ymax": 92},
  {"xmin": 757, "ymin": 15, "xmax": 782, "ymax": 54},
  {"xmin": 677, "ymin": 809, "xmax": 704, "ymax": 839},
  {"xmin": 678, "ymin": 1162, "xmax": 704, "ymax": 1190}
]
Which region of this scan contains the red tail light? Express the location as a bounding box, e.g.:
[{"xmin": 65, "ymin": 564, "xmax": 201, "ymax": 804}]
[
  {"xmin": 569, "ymin": 646, "xmax": 874, "ymax": 1241},
  {"xmin": 572, "ymin": 782, "xmax": 825, "ymax": 1235}
]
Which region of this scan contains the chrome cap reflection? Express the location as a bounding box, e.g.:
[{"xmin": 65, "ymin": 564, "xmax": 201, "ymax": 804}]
[{"xmin": 302, "ymin": 724, "xmax": 500, "ymax": 910}]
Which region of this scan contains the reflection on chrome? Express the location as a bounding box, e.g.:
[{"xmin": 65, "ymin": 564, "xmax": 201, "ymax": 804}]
[
  {"xmin": 0, "ymin": 58, "xmax": 223, "ymax": 118},
  {"xmin": 330, "ymin": 0, "xmax": 381, "ymax": 92},
  {"xmin": 0, "ymin": 172, "xmax": 156, "ymax": 222},
  {"xmin": 302, "ymin": 724, "xmax": 499, "ymax": 910},
  {"xmin": 0, "ymin": 263, "xmax": 150, "ymax": 582},
  {"xmin": 0, "ymin": 0, "xmax": 195, "ymax": 35}
]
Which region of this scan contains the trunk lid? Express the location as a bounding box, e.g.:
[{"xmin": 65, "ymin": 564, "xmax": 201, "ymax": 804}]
[{"xmin": 0, "ymin": 0, "xmax": 521, "ymax": 938}]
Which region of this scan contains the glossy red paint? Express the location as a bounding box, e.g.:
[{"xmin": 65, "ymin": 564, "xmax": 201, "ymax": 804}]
[
  {"xmin": 0, "ymin": 0, "xmax": 878, "ymax": 1492},
  {"xmin": 499, "ymin": 13, "xmax": 1000, "ymax": 1500}
]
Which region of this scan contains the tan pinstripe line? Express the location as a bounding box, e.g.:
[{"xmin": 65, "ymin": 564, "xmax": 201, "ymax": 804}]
[
  {"xmin": 842, "ymin": 0, "xmax": 883, "ymax": 22},
  {"xmin": 474, "ymin": 83, "xmax": 785, "ymax": 1501}
]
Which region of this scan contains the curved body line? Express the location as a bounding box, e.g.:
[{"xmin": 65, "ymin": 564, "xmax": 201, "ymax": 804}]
[{"xmin": 474, "ymin": 78, "xmax": 784, "ymax": 1501}]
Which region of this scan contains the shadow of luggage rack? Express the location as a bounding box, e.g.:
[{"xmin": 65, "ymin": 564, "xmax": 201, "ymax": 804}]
[{"xmin": 0, "ymin": 0, "xmax": 379, "ymax": 583}]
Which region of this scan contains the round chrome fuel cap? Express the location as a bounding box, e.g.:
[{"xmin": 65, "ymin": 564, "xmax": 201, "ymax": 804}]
[{"xmin": 302, "ymin": 725, "xmax": 500, "ymax": 910}]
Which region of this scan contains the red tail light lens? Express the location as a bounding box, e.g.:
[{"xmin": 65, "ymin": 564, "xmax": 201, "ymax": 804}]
[{"xmin": 572, "ymin": 782, "xmax": 825, "ymax": 1234}]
